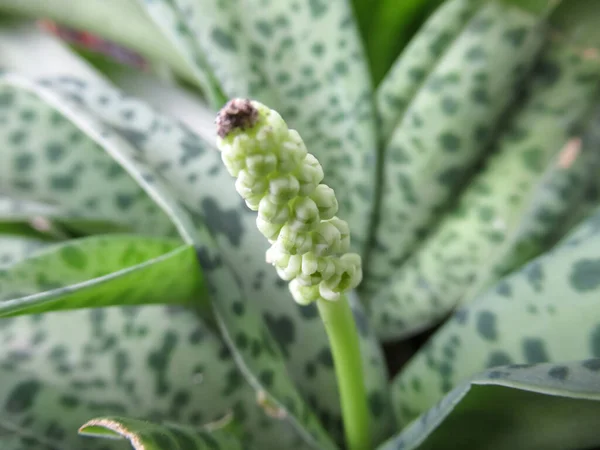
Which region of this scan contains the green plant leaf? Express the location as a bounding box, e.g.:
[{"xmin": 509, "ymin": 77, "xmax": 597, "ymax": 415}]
[
  {"xmin": 549, "ymin": 0, "xmax": 600, "ymax": 50},
  {"xmin": 133, "ymin": 0, "xmax": 378, "ymax": 255},
  {"xmin": 390, "ymin": 206, "xmax": 600, "ymax": 427},
  {"xmin": 363, "ymin": 0, "xmax": 445, "ymax": 86},
  {"xmin": 364, "ymin": 1, "xmax": 551, "ymax": 310},
  {"xmin": 375, "ymin": 0, "xmax": 484, "ymax": 145},
  {"xmin": 0, "ymin": 77, "xmax": 183, "ymax": 241},
  {"xmin": 0, "ymin": 303, "xmax": 331, "ymax": 449},
  {"xmin": 379, "ymin": 359, "xmax": 600, "ymax": 450},
  {"xmin": 0, "ymin": 234, "xmax": 204, "ymax": 317},
  {"xmin": 79, "ymin": 416, "xmax": 243, "ymax": 450}
]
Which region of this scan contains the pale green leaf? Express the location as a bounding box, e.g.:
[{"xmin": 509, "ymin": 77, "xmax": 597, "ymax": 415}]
[
  {"xmin": 0, "ymin": 76, "xmax": 181, "ymax": 241},
  {"xmin": 0, "ymin": 304, "xmax": 325, "ymax": 450},
  {"xmin": 375, "ymin": 0, "xmax": 484, "ymax": 144},
  {"xmin": 1, "ymin": 28, "xmax": 394, "ymax": 444},
  {"xmin": 364, "ymin": 1, "xmax": 549, "ymax": 307},
  {"xmin": 79, "ymin": 416, "xmax": 243, "ymax": 450},
  {"xmin": 390, "ymin": 206, "xmax": 600, "ymax": 427},
  {"xmin": 368, "ymin": 39, "xmax": 600, "ymax": 340},
  {"xmin": 380, "ymin": 359, "xmax": 600, "ymax": 450}
]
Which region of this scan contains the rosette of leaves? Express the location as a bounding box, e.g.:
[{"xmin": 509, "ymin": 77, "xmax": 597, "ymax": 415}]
[{"xmin": 0, "ymin": 0, "xmax": 600, "ymax": 450}]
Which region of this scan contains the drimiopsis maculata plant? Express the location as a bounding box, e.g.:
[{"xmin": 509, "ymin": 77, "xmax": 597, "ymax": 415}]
[{"xmin": 216, "ymin": 98, "xmax": 369, "ymax": 450}]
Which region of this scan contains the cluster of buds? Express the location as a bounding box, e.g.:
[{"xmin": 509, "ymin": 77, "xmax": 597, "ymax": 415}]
[{"xmin": 216, "ymin": 99, "xmax": 362, "ymax": 304}]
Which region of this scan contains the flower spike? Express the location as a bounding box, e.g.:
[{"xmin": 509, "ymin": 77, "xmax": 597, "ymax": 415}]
[{"xmin": 215, "ymin": 99, "xmax": 362, "ymax": 304}]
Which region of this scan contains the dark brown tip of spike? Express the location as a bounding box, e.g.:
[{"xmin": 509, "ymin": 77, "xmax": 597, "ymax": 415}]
[{"xmin": 216, "ymin": 98, "xmax": 259, "ymax": 138}]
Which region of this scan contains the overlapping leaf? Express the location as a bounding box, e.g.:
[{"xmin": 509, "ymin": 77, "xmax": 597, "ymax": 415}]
[
  {"xmin": 380, "ymin": 359, "xmax": 600, "ymax": 450},
  {"xmin": 391, "ymin": 206, "xmax": 600, "ymax": 426},
  {"xmin": 0, "ymin": 305, "xmax": 324, "ymax": 450}
]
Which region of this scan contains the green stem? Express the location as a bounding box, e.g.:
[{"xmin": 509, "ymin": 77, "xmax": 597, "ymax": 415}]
[{"xmin": 317, "ymin": 296, "xmax": 371, "ymax": 450}]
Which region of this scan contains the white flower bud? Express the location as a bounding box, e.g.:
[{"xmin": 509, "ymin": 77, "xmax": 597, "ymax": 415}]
[
  {"xmin": 289, "ymin": 279, "xmax": 320, "ymax": 305},
  {"xmin": 275, "ymin": 254, "xmax": 302, "ymax": 280},
  {"xmin": 268, "ymin": 174, "xmax": 300, "ymax": 203},
  {"xmin": 279, "ymin": 130, "xmax": 308, "ymax": 173},
  {"xmin": 235, "ymin": 170, "xmax": 267, "ymax": 201},
  {"xmin": 312, "ymin": 221, "xmax": 342, "ymax": 256},
  {"xmin": 244, "ymin": 195, "xmax": 262, "ymax": 211},
  {"xmin": 318, "ymin": 256, "xmax": 337, "ymax": 280},
  {"xmin": 296, "ymin": 154, "xmax": 324, "ymax": 196},
  {"xmin": 288, "ymin": 197, "xmax": 320, "ymax": 232},
  {"xmin": 220, "ymin": 152, "xmax": 246, "ymax": 177},
  {"xmin": 257, "ymin": 216, "xmax": 283, "ymax": 241},
  {"xmin": 327, "ymin": 217, "xmax": 351, "ymax": 253},
  {"xmin": 258, "ymin": 196, "xmax": 289, "ymax": 224},
  {"xmin": 339, "ymin": 253, "xmax": 363, "ymax": 290},
  {"xmin": 310, "ymin": 184, "xmax": 338, "ymax": 220},
  {"xmin": 319, "ymin": 280, "xmax": 342, "ymax": 301},
  {"xmin": 301, "ymin": 252, "xmax": 319, "ymax": 276},
  {"xmin": 246, "ymin": 152, "xmax": 277, "ymax": 177},
  {"xmin": 278, "ymin": 224, "xmax": 313, "ymax": 254}
]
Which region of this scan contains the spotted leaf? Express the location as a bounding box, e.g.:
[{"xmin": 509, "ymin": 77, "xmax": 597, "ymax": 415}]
[
  {"xmin": 0, "ymin": 23, "xmax": 394, "ymax": 442},
  {"xmin": 0, "ymin": 235, "xmax": 204, "ymax": 317},
  {"xmin": 364, "ymin": 1, "xmax": 550, "ymax": 301},
  {"xmin": 369, "ymin": 38, "xmax": 600, "ymax": 341},
  {"xmin": 379, "ymin": 359, "xmax": 600, "ymax": 450},
  {"xmin": 390, "ymin": 206, "xmax": 600, "ymax": 426},
  {"xmin": 375, "ymin": 0, "xmax": 483, "ymax": 143},
  {"xmin": 79, "ymin": 416, "xmax": 243, "ymax": 450},
  {"xmin": 0, "ymin": 304, "xmax": 328, "ymax": 450},
  {"xmin": 2, "ymin": 23, "xmax": 395, "ymax": 445}
]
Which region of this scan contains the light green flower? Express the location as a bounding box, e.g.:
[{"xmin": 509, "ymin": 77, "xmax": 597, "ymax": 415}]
[{"xmin": 216, "ymin": 99, "xmax": 362, "ymax": 305}]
